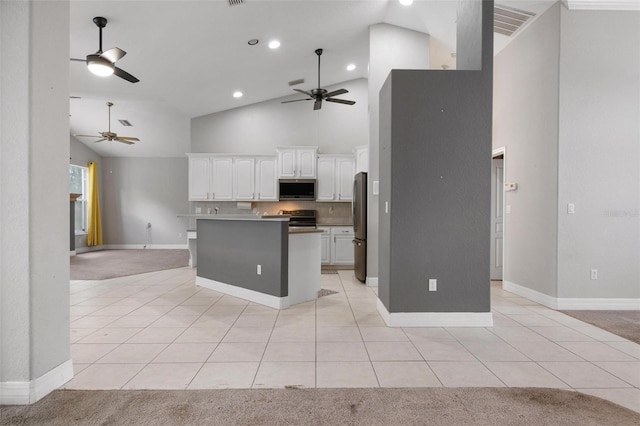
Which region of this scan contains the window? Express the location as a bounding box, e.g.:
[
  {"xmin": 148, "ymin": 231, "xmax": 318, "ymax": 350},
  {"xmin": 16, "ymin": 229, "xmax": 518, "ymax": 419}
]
[{"xmin": 69, "ymin": 165, "xmax": 88, "ymax": 234}]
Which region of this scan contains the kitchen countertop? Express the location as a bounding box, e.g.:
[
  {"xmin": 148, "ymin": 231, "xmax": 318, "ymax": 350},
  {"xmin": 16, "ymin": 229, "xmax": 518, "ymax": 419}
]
[
  {"xmin": 289, "ymin": 228, "xmax": 324, "ymax": 234},
  {"xmin": 178, "ymin": 214, "xmax": 289, "ymax": 221}
]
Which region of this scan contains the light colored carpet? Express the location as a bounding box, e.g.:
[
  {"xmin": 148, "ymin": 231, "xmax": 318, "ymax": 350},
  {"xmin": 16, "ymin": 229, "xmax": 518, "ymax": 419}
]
[
  {"xmin": 561, "ymin": 310, "xmax": 640, "ymax": 344},
  {"xmin": 2, "ymin": 388, "xmax": 639, "ymax": 425},
  {"xmin": 70, "ymin": 249, "xmax": 189, "ymax": 280}
]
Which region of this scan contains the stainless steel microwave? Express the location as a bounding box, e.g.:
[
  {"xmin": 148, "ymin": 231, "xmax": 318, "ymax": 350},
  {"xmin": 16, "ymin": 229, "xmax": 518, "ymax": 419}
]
[{"xmin": 279, "ymin": 179, "xmax": 316, "ymax": 201}]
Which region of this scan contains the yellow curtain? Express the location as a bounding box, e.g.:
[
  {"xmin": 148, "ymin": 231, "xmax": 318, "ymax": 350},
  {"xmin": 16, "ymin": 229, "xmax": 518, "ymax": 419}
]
[{"xmin": 87, "ymin": 162, "xmax": 103, "ymax": 246}]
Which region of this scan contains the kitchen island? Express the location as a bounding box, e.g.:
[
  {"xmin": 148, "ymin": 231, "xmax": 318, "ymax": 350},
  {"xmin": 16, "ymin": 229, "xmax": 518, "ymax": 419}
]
[{"xmin": 185, "ymin": 215, "xmax": 321, "ymax": 309}]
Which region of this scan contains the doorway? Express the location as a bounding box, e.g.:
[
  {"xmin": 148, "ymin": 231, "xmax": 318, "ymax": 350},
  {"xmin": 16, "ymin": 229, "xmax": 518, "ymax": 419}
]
[{"xmin": 490, "ymin": 148, "xmax": 506, "ymax": 282}]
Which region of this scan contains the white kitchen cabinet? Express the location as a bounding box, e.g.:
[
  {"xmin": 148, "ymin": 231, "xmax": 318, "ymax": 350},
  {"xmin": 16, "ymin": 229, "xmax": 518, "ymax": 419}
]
[
  {"xmin": 316, "ymin": 155, "xmax": 354, "ymax": 202},
  {"xmin": 211, "ymin": 157, "xmax": 233, "ymax": 200},
  {"xmin": 316, "ymin": 157, "xmax": 336, "ymax": 201},
  {"xmin": 188, "ymin": 155, "xmax": 211, "ymax": 201},
  {"xmin": 233, "ymin": 157, "xmax": 255, "ymax": 200},
  {"xmin": 256, "ymin": 157, "xmax": 278, "ymax": 201},
  {"xmin": 331, "ymin": 227, "xmax": 355, "ymax": 265},
  {"xmin": 354, "ymin": 145, "xmax": 369, "ymax": 173},
  {"xmin": 277, "ymin": 147, "xmax": 317, "ymax": 178},
  {"xmin": 318, "ymin": 227, "xmax": 331, "ymax": 264}
]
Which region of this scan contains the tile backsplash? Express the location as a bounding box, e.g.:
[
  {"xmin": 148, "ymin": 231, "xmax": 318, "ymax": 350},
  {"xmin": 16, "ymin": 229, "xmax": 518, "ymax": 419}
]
[{"xmin": 192, "ymin": 201, "xmax": 352, "ymax": 226}]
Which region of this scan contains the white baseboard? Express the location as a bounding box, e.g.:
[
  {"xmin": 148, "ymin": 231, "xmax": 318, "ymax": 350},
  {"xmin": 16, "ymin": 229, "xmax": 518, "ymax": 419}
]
[
  {"xmin": 196, "ymin": 276, "xmax": 289, "ymax": 310},
  {"xmin": 104, "ymin": 244, "xmax": 188, "ymax": 250},
  {"xmin": 0, "ymin": 359, "xmax": 73, "ymax": 405},
  {"xmin": 69, "ymin": 250, "xmax": 76, "ymax": 256},
  {"xmin": 376, "ymin": 299, "xmax": 493, "ymax": 327},
  {"xmin": 503, "ymin": 281, "xmax": 640, "ymax": 310},
  {"xmin": 75, "ymin": 245, "xmax": 104, "ymax": 254},
  {"xmin": 366, "ymin": 277, "xmax": 378, "ymax": 287}
]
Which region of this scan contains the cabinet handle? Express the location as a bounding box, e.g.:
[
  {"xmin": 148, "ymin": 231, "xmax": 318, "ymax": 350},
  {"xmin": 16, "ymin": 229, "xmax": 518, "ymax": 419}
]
[
  {"xmin": 334, "ymin": 236, "xmax": 336, "ymax": 243},
  {"xmin": 212, "ymin": 192, "xmax": 215, "ymax": 199}
]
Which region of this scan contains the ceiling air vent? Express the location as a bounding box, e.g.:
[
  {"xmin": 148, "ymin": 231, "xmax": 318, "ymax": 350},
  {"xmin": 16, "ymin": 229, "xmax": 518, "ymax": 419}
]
[
  {"xmin": 494, "ymin": 4, "xmax": 535, "ymax": 37},
  {"xmin": 228, "ymin": 0, "xmax": 244, "ymax": 6},
  {"xmin": 288, "ymin": 78, "xmax": 305, "ymax": 87},
  {"xmin": 118, "ymin": 119, "xmax": 133, "ymax": 127}
]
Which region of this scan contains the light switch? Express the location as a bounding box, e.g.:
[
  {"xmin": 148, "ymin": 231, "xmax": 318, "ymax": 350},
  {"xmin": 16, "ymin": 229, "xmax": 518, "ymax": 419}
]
[
  {"xmin": 384, "ymin": 201, "xmax": 389, "ymax": 214},
  {"xmin": 373, "ymin": 180, "xmax": 380, "ymax": 195},
  {"xmin": 567, "ymin": 203, "xmax": 575, "ymax": 214}
]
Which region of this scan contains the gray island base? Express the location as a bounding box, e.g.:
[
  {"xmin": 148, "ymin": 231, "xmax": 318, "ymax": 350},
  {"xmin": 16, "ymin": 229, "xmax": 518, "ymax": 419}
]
[{"xmin": 194, "ymin": 216, "xmax": 321, "ymax": 309}]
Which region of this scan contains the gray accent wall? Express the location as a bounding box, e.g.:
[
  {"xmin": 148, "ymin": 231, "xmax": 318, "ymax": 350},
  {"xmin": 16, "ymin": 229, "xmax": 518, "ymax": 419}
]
[
  {"xmin": 557, "ymin": 8, "xmax": 640, "ymax": 299},
  {"xmin": 378, "ymin": 1, "xmax": 493, "ymax": 313},
  {"xmin": 191, "ymin": 78, "xmax": 368, "ymax": 155},
  {"xmin": 197, "ymin": 219, "xmax": 288, "ymax": 297},
  {"xmin": 102, "ymin": 157, "xmax": 189, "ymax": 245},
  {"xmin": 368, "ymin": 24, "xmax": 430, "ymax": 283},
  {"xmin": 1, "ymin": 0, "xmax": 70, "ymax": 382},
  {"xmin": 493, "ymin": 3, "xmax": 561, "ymax": 297}
]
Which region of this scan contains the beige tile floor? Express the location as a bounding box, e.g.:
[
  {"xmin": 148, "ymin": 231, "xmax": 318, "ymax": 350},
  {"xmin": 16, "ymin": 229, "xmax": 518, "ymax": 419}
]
[{"xmin": 65, "ymin": 268, "xmax": 640, "ymax": 413}]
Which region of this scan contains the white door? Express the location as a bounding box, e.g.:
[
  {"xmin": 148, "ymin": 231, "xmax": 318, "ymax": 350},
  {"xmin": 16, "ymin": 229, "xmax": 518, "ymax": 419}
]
[
  {"xmin": 256, "ymin": 157, "xmax": 278, "ymax": 200},
  {"xmin": 188, "ymin": 156, "xmax": 211, "ymax": 201},
  {"xmin": 234, "ymin": 158, "xmax": 255, "ymax": 200},
  {"xmin": 211, "ymin": 157, "xmax": 233, "ymax": 200},
  {"xmin": 336, "ymin": 157, "xmax": 355, "ymax": 201},
  {"xmin": 297, "ymin": 149, "xmax": 317, "ymax": 178},
  {"xmin": 490, "ymin": 158, "xmax": 504, "ymax": 280},
  {"xmin": 316, "ymin": 157, "xmax": 336, "ymax": 201}
]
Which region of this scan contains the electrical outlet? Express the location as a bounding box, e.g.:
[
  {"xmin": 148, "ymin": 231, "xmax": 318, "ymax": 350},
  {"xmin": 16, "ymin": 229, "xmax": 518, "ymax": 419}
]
[
  {"xmin": 428, "ymin": 279, "xmax": 437, "ymax": 292},
  {"xmin": 257, "ymin": 265, "xmax": 262, "ymax": 275},
  {"xmin": 567, "ymin": 203, "xmax": 575, "ymax": 214},
  {"xmin": 590, "ymin": 269, "xmax": 598, "ymax": 280}
]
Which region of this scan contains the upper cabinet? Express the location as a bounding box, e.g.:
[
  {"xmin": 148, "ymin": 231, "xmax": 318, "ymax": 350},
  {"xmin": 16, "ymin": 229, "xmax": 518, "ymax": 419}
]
[
  {"xmin": 188, "ymin": 154, "xmax": 276, "ymax": 202},
  {"xmin": 277, "ymin": 147, "xmax": 317, "ymax": 178},
  {"xmin": 317, "ymin": 155, "xmax": 355, "ymax": 202},
  {"xmin": 354, "ymin": 145, "xmax": 369, "ymax": 173}
]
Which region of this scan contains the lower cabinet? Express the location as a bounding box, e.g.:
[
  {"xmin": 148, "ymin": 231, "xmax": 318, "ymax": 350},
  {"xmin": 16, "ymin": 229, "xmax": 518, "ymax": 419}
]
[{"xmin": 319, "ymin": 226, "xmax": 354, "ymax": 266}]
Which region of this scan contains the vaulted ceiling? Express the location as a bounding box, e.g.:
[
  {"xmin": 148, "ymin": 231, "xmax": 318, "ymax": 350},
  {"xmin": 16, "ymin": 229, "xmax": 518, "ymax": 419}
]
[{"xmin": 69, "ymin": 0, "xmax": 554, "ymax": 158}]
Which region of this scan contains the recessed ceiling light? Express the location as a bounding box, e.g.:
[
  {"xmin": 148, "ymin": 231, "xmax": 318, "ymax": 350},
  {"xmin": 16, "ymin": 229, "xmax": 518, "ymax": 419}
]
[
  {"xmin": 248, "ymin": 39, "xmax": 259, "ymax": 46},
  {"xmin": 346, "ymin": 64, "xmax": 356, "ymax": 71},
  {"xmin": 268, "ymin": 40, "xmax": 281, "ymax": 49},
  {"xmin": 233, "ymin": 91, "xmax": 243, "ymax": 98},
  {"xmin": 399, "ymin": 0, "xmax": 413, "ymax": 5}
]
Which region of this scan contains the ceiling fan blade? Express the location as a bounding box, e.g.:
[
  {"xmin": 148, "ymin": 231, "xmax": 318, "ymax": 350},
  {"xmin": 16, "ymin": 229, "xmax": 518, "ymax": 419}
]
[
  {"xmin": 281, "ymin": 98, "xmax": 312, "ymax": 104},
  {"xmin": 326, "ymin": 98, "xmax": 356, "ymax": 105},
  {"xmin": 293, "ymin": 89, "xmax": 313, "ymax": 97},
  {"xmin": 115, "ymin": 138, "xmax": 136, "ymax": 145},
  {"xmin": 70, "ymin": 58, "xmax": 86, "ymax": 63},
  {"xmin": 314, "ymin": 99, "xmax": 322, "ymax": 110},
  {"xmin": 93, "ymin": 139, "xmax": 107, "ymax": 143},
  {"xmin": 324, "ymin": 88, "xmax": 348, "ymax": 98},
  {"xmin": 116, "ymin": 136, "xmax": 140, "ymax": 141},
  {"xmin": 74, "ymin": 134, "xmax": 101, "ymax": 138},
  {"xmin": 101, "ymin": 47, "xmax": 126, "ymax": 63},
  {"xmin": 113, "ymin": 66, "xmax": 140, "ymax": 83}
]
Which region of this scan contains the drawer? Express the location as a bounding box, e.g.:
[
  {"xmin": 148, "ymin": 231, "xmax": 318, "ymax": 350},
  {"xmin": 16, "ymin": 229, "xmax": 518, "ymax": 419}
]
[
  {"xmin": 331, "ymin": 227, "xmax": 354, "ymax": 236},
  {"xmin": 317, "ymin": 227, "xmax": 332, "ymax": 235}
]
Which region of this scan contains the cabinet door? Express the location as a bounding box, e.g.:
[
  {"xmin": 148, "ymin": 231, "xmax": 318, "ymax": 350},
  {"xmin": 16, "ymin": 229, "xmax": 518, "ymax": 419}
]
[
  {"xmin": 336, "ymin": 157, "xmax": 355, "ymax": 201},
  {"xmin": 321, "ymin": 234, "xmax": 331, "ymax": 264},
  {"xmin": 256, "ymin": 157, "xmax": 278, "ymax": 200},
  {"xmin": 297, "ymin": 149, "xmax": 317, "ymax": 178},
  {"xmin": 188, "ymin": 156, "xmax": 211, "ymax": 201},
  {"xmin": 277, "ymin": 149, "xmax": 296, "ymax": 178},
  {"xmin": 332, "ymin": 235, "xmax": 355, "ymax": 265},
  {"xmin": 211, "ymin": 157, "xmax": 233, "ymax": 200},
  {"xmin": 355, "ymin": 146, "xmax": 368, "ymax": 173},
  {"xmin": 316, "ymin": 157, "xmax": 336, "ymax": 201},
  {"xmin": 234, "ymin": 157, "xmax": 255, "ymax": 200}
]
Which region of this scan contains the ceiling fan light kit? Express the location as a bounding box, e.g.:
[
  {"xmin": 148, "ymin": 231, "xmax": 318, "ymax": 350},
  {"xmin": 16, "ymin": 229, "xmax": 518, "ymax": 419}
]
[
  {"xmin": 282, "ymin": 48, "xmax": 356, "ymax": 110},
  {"xmin": 71, "ymin": 16, "xmax": 140, "ymax": 83}
]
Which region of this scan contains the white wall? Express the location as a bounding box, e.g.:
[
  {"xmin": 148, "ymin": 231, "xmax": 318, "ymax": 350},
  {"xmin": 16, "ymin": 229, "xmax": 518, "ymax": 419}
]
[
  {"xmin": 368, "ymin": 23, "xmax": 430, "ymax": 281},
  {"xmin": 557, "ymin": 8, "xmax": 640, "ymax": 299},
  {"xmin": 493, "ymin": 3, "xmax": 561, "ymax": 296},
  {"xmin": 1, "ymin": 0, "xmax": 71, "ymax": 400},
  {"xmin": 102, "ymin": 157, "xmax": 189, "ymax": 246},
  {"xmin": 191, "ymin": 78, "xmax": 368, "ymax": 155}
]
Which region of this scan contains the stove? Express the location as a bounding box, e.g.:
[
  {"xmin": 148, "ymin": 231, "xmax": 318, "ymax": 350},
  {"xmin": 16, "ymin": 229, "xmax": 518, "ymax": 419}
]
[{"xmin": 282, "ymin": 210, "xmax": 317, "ymax": 228}]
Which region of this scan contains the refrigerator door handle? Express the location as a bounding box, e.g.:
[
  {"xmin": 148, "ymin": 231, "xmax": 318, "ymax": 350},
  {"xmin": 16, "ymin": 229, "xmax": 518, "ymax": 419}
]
[
  {"xmin": 352, "ymin": 240, "xmax": 361, "ymax": 247},
  {"xmin": 352, "ymin": 180, "xmax": 357, "ymax": 233}
]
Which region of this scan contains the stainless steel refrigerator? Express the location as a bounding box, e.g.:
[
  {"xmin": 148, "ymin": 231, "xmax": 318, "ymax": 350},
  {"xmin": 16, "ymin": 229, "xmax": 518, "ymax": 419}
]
[{"xmin": 352, "ymin": 172, "xmax": 367, "ymax": 282}]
